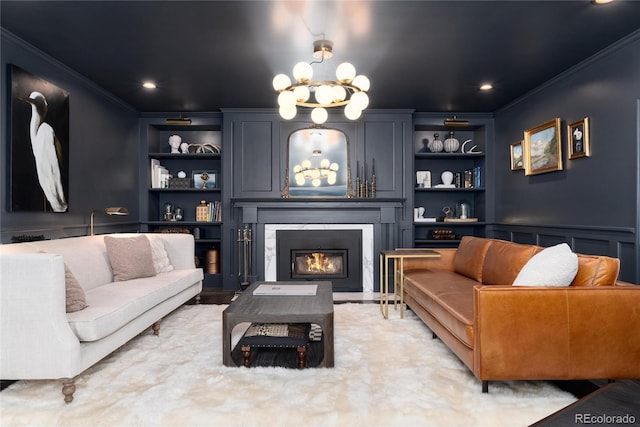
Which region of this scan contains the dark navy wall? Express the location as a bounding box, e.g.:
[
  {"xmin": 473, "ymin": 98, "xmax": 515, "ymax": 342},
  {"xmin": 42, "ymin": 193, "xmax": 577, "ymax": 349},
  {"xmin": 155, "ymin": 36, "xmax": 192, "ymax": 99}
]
[
  {"xmin": 492, "ymin": 31, "xmax": 640, "ymax": 283},
  {"xmin": 1, "ymin": 29, "xmax": 140, "ymax": 241}
]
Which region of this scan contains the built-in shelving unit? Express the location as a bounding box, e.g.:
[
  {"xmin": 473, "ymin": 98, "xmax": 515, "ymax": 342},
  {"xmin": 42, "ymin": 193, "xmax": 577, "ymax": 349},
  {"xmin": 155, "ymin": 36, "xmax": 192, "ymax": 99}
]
[
  {"xmin": 412, "ymin": 121, "xmax": 489, "ymax": 247},
  {"xmin": 140, "ymin": 118, "xmax": 224, "ymax": 287}
]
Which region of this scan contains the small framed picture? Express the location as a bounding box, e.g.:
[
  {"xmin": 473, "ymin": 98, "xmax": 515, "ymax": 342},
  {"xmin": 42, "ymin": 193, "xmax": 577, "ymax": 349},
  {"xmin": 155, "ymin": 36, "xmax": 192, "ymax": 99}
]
[
  {"xmin": 192, "ymin": 170, "xmax": 217, "ymax": 189},
  {"xmin": 416, "ymin": 170, "xmax": 431, "ymax": 188},
  {"xmin": 568, "ymin": 117, "xmax": 590, "ymax": 159},
  {"xmin": 510, "ymin": 141, "xmax": 524, "ymax": 171},
  {"xmin": 523, "ymin": 118, "xmax": 562, "ymax": 176}
]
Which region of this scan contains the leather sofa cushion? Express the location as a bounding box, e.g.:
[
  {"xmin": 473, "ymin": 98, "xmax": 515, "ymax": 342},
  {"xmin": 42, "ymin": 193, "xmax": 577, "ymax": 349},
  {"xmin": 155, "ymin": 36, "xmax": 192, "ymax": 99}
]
[
  {"xmin": 571, "ymin": 254, "xmax": 620, "ymax": 286},
  {"xmin": 482, "ymin": 240, "xmax": 539, "ymax": 285},
  {"xmin": 404, "ymin": 270, "xmax": 475, "ymax": 347},
  {"xmin": 453, "ymin": 236, "xmax": 492, "ymax": 282}
]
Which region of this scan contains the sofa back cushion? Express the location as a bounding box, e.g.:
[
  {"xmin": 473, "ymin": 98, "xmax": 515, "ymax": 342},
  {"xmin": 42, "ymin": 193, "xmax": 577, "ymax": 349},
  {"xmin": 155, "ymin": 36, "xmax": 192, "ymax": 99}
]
[
  {"xmin": 481, "ymin": 240, "xmax": 539, "ymax": 285},
  {"xmin": 571, "ymin": 254, "xmax": 620, "ymax": 286},
  {"xmin": 453, "ymin": 236, "xmax": 492, "ymax": 282}
]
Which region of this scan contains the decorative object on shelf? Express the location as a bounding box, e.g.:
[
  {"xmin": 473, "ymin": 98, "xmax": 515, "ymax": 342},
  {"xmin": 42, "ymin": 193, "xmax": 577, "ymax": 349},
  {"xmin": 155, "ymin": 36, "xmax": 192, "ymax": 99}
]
[
  {"xmin": 442, "ymin": 206, "xmax": 455, "ymax": 219},
  {"xmin": 163, "ymin": 202, "xmax": 175, "ymax": 221},
  {"xmin": 510, "ymin": 141, "xmax": 524, "ymax": 171},
  {"xmin": 443, "ymin": 131, "xmax": 460, "ymax": 153},
  {"xmin": 456, "ymin": 201, "xmax": 471, "ymax": 219},
  {"xmin": 416, "ymin": 170, "xmax": 431, "ymax": 188},
  {"xmin": 168, "ymin": 135, "xmax": 182, "ymax": 153},
  {"xmin": 461, "ymin": 139, "xmax": 480, "ymax": 153},
  {"xmin": 174, "ymin": 206, "xmax": 183, "ymax": 221},
  {"xmin": 180, "ymin": 142, "xmax": 189, "ymax": 153},
  {"xmin": 434, "ymin": 170, "xmax": 455, "ymax": 188},
  {"xmin": 568, "ymin": 117, "xmax": 590, "ymax": 159},
  {"xmin": 355, "ymin": 158, "xmax": 376, "ymax": 198},
  {"xmin": 428, "ymin": 133, "xmax": 444, "ymax": 153},
  {"xmin": 193, "ymin": 227, "xmax": 200, "ymax": 240},
  {"xmin": 177, "ymin": 170, "xmax": 187, "ymax": 179},
  {"xmin": 195, "ymin": 200, "xmax": 221, "ymax": 222},
  {"xmin": 414, "ymin": 206, "xmax": 425, "ymax": 221},
  {"xmin": 524, "ymin": 118, "xmax": 562, "ymax": 175},
  {"xmin": 431, "ymin": 229, "xmax": 456, "ymax": 240},
  {"xmin": 206, "ymin": 248, "xmax": 219, "ymax": 274},
  {"xmin": 168, "ymin": 175, "xmax": 191, "ymax": 188},
  {"xmin": 196, "ymin": 200, "xmax": 208, "ymax": 222},
  {"xmin": 185, "ymin": 143, "xmax": 221, "ymax": 154},
  {"xmin": 193, "ymin": 170, "xmax": 217, "ymax": 189},
  {"xmin": 272, "ymin": 38, "xmax": 370, "ymax": 124},
  {"xmin": 89, "ymin": 206, "xmax": 128, "ymax": 236}
]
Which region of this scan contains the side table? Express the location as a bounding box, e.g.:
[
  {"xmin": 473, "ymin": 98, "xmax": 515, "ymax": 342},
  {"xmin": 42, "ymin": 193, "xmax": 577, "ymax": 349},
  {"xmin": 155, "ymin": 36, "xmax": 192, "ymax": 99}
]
[{"xmin": 379, "ymin": 249, "xmax": 440, "ymax": 319}]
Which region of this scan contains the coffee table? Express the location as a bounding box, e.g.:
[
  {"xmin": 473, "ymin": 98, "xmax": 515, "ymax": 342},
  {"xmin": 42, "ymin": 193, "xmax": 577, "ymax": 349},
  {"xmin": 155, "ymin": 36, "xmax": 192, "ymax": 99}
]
[{"xmin": 222, "ymin": 281, "xmax": 334, "ymax": 368}]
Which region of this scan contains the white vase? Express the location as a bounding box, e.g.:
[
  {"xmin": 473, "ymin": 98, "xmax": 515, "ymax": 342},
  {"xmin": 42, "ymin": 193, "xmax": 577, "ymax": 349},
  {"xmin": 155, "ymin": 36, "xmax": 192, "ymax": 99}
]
[
  {"xmin": 444, "ymin": 131, "xmax": 459, "ymax": 153},
  {"xmin": 428, "ymin": 133, "xmax": 444, "ymax": 153}
]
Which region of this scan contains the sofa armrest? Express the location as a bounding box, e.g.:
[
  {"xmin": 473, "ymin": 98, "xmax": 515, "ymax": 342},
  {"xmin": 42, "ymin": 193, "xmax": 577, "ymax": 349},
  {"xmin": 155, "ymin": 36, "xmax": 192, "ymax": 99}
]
[
  {"xmin": 0, "ymin": 254, "xmax": 81, "ymax": 379},
  {"xmin": 401, "ymin": 248, "xmax": 457, "ymax": 272},
  {"xmin": 473, "ymin": 284, "xmax": 640, "ymax": 380}
]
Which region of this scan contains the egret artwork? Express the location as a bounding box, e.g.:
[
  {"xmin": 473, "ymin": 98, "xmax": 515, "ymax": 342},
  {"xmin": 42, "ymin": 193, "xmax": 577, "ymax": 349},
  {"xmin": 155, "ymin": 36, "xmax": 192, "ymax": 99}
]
[{"xmin": 10, "ymin": 65, "xmax": 69, "ymax": 212}]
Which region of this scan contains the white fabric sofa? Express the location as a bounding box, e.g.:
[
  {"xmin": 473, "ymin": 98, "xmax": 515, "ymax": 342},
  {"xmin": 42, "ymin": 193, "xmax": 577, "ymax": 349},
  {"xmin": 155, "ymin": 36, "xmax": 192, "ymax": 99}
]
[{"xmin": 0, "ymin": 233, "xmax": 203, "ymax": 403}]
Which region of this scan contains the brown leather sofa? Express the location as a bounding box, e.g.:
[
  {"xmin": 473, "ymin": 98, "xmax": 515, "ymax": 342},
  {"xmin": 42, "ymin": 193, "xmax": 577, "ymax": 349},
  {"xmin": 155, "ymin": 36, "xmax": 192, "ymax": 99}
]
[{"xmin": 402, "ymin": 236, "xmax": 640, "ymax": 392}]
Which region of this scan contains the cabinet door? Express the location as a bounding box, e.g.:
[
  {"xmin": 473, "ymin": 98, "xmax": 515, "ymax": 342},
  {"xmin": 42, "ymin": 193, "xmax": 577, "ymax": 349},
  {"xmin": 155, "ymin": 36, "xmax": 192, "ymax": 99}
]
[
  {"xmin": 231, "ymin": 120, "xmax": 279, "ymax": 198},
  {"xmin": 362, "ymin": 120, "xmax": 405, "ymax": 197}
]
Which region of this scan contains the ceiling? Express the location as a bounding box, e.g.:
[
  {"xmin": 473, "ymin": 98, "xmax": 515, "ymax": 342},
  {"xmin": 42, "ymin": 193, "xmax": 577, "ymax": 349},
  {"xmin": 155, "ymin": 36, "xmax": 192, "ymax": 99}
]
[{"xmin": 2, "ymin": 1, "xmax": 640, "ymax": 113}]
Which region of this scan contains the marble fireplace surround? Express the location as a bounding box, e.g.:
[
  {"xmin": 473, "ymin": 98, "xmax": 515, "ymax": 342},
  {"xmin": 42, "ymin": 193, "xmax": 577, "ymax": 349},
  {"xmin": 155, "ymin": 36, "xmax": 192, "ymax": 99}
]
[
  {"xmin": 232, "ymin": 199, "xmax": 404, "ymax": 293},
  {"xmin": 265, "ymin": 223, "xmax": 374, "ymax": 292}
]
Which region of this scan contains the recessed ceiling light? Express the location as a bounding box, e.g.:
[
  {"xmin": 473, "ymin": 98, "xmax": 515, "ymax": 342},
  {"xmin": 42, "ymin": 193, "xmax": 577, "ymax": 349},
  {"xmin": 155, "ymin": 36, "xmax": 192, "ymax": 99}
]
[
  {"xmin": 591, "ymin": 0, "xmax": 614, "ymax": 4},
  {"xmin": 142, "ymin": 81, "xmax": 157, "ymax": 89},
  {"xmin": 479, "ymin": 83, "xmax": 493, "ymax": 91}
]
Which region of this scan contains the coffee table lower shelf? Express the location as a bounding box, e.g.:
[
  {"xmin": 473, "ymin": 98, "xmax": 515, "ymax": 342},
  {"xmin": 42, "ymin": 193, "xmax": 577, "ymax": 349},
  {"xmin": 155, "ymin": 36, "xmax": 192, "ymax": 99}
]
[{"xmin": 231, "ymin": 338, "xmax": 326, "ymax": 368}]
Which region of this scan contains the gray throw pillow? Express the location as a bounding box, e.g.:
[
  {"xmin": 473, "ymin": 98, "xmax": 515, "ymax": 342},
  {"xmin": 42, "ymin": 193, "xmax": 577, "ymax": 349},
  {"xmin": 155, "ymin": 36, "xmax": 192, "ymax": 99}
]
[
  {"xmin": 65, "ymin": 264, "xmax": 88, "ymax": 312},
  {"xmin": 104, "ymin": 235, "xmax": 156, "ymax": 281}
]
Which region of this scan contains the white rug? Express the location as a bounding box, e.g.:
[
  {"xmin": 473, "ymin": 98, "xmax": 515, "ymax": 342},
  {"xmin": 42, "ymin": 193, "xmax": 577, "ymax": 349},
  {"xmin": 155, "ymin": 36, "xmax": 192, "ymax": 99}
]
[{"xmin": 0, "ymin": 304, "xmax": 576, "ymax": 427}]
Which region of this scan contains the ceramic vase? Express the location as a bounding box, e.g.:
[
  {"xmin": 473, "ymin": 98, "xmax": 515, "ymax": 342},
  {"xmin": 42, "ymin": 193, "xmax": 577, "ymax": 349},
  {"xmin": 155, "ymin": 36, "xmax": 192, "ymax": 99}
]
[
  {"xmin": 444, "ymin": 131, "xmax": 460, "ymax": 153},
  {"xmin": 428, "ymin": 133, "xmax": 444, "ymax": 153}
]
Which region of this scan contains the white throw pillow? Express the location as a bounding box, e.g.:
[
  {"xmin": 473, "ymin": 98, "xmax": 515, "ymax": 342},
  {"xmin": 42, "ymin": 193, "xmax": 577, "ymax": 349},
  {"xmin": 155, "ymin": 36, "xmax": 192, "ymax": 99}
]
[
  {"xmin": 513, "ymin": 243, "xmax": 578, "ymax": 287},
  {"xmin": 149, "ymin": 237, "xmax": 174, "ymax": 274}
]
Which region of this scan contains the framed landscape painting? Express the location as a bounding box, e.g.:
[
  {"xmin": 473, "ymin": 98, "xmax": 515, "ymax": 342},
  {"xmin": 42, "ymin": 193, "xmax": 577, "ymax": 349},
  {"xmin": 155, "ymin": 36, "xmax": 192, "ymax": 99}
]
[{"xmin": 523, "ymin": 118, "xmax": 562, "ymax": 176}]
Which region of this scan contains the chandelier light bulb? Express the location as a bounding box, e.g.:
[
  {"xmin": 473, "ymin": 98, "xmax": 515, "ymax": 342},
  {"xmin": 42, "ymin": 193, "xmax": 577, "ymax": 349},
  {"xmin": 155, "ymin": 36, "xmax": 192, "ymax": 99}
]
[
  {"xmin": 330, "ymin": 162, "xmax": 339, "ymax": 171},
  {"xmin": 312, "ymin": 178, "xmax": 321, "ymax": 187},
  {"xmin": 295, "ymin": 174, "xmax": 305, "ymax": 186},
  {"xmin": 279, "ymin": 105, "xmax": 297, "ymax": 120},
  {"xmin": 272, "ymin": 74, "xmax": 291, "ymax": 91},
  {"xmin": 352, "ymin": 75, "xmax": 370, "ymax": 92},
  {"xmin": 311, "ymin": 107, "xmax": 328, "ymax": 124},
  {"xmin": 332, "ymin": 85, "xmax": 347, "ymax": 102},
  {"xmin": 320, "ymin": 158, "xmax": 330, "ymax": 169},
  {"xmin": 350, "ymin": 91, "xmax": 370, "ymax": 110},
  {"xmin": 301, "ymin": 159, "xmax": 311, "ymax": 169},
  {"xmin": 293, "ymin": 85, "xmax": 310, "ymax": 102},
  {"xmin": 293, "ymin": 62, "xmax": 313, "ymax": 82},
  {"xmin": 315, "ymin": 85, "xmax": 334, "ymax": 106},
  {"xmin": 278, "ymin": 90, "xmax": 296, "ymax": 108},
  {"xmin": 336, "ymin": 62, "xmax": 356, "ymax": 82},
  {"xmin": 344, "ymin": 102, "xmax": 362, "ymax": 120},
  {"xmin": 328, "ymin": 171, "xmax": 337, "ymax": 184}
]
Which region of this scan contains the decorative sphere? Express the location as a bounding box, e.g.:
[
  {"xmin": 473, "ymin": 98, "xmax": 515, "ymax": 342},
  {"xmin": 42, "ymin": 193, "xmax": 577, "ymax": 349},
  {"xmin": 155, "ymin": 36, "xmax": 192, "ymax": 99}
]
[
  {"xmin": 278, "ymin": 90, "xmax": 296, "ymax": 108},
  {"xmin": 350, "ymin": 92, "xmax": 369, "ymax": 110},
  {"xmin": 332, "ymin": 85, "xmax": 347, "ymax": 102},
  {"xmin": 279, "ymin": 105, "xmax": 296, "ymax": 120},
  {"xmin": 293, "ymin": 86, "xmax": 310, "ymax": 102},
  {"xmin": 312, "ymin": 178, "xmax": 321, "ymax": 187},
  {"xmin": 344, "ymin": 102, "xmax": 362, "ymax": 120},
  {"xmin": 315, "ymin": 85, "xmax": 334, "ymax": 105}
]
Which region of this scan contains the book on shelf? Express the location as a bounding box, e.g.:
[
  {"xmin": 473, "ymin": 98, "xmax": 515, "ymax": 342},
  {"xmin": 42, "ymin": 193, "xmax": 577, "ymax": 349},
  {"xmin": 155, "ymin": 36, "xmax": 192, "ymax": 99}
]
[
  {"xmin": 150, "ymin": 158, "xmax": 170, "ymax": 189},
  {"xmin": 463, "ymin": 166, "xmax": 482, "ymax": 189}
]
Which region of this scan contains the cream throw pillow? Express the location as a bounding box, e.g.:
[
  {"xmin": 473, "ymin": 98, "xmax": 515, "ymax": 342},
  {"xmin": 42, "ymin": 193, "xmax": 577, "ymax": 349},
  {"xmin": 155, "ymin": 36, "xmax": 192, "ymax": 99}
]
[
  {"xmin": 513, "ymin": 243, "xmax": 578, "ymax": 287},
  {"xmin": 149, "ymin": 237, "xmax": 174, "ymax": 274},
  {"xmin": 104, "ymin": 235, "xmax": 156, "ymax": 281}
]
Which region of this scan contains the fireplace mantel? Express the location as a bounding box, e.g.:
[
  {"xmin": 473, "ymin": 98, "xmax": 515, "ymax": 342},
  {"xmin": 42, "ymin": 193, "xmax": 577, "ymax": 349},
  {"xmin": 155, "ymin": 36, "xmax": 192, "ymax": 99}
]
[{"xmin": 231, "ymin": 198, "xmax": 405, "ymax": 292}]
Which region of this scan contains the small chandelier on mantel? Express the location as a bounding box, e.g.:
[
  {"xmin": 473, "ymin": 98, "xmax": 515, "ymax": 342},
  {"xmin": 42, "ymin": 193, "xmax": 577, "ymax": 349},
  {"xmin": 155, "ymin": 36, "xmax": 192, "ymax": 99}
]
[{"xmin": 272, "ymin": 39, "xmax": 371, "ymax": 124}]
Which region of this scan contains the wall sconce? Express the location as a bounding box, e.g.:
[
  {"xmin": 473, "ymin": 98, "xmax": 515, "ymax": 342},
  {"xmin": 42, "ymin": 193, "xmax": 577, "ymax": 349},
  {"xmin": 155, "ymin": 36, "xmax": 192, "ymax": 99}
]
[{"xmin": 89, "ymin": 207, "xmax": 129, "ymax": 236}]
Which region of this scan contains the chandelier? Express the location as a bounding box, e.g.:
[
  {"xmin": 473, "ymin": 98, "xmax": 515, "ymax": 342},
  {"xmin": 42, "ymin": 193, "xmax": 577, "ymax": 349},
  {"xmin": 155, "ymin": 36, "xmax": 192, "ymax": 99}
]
[
  {"xmin": 272, "ymin": 39, "xmax": 370, "ymax": 124},
  {"xmin": 293, "ymin": 148, "xmax": 339, "ymax": 187}
]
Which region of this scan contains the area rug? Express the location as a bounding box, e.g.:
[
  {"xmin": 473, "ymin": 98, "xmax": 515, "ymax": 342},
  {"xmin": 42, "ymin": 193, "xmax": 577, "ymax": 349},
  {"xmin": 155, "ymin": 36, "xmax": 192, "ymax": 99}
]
[{"xmin": 0, "ymin": 304, "xmax": 576, "ymax": 427}]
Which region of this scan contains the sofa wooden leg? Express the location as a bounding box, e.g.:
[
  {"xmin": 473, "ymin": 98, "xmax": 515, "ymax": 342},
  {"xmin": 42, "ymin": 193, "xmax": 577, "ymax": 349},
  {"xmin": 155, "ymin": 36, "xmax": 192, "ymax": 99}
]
[
  {"xmin": 152, "ymin": 320, "xmax": 161, "ymax": 336},
  {"xmin": 432, "ymin": 332, "xmax": 438, "ymax": 339},
  {"xmin": 195, "ymin": 293, "xmax": 201, "ymax": 304},
  {"xmin": 482, "ymin": 380, "xmax": 489, "ymax": 393},
  {"xmin": 62, "ymin": 377, "xmax": 76, "ymax": 403}
]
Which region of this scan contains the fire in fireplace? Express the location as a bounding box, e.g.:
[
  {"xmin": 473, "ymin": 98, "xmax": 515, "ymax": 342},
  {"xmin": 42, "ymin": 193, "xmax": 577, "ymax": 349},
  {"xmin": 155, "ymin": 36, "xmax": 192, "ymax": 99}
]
[
  {"xmin": 276, "ymin": 230, "xmax": 362, "ymax": 292},
  {"xmin": 291, "ymin": 250, "xmax": 347, "ymax": 279}
]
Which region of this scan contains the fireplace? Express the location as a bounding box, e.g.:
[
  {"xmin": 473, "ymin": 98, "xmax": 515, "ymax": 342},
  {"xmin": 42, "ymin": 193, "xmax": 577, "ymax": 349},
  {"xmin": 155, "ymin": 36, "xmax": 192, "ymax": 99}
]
[{"xmin": 276, "ymin": 229, "xmax": 362, "ymax": 292}]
